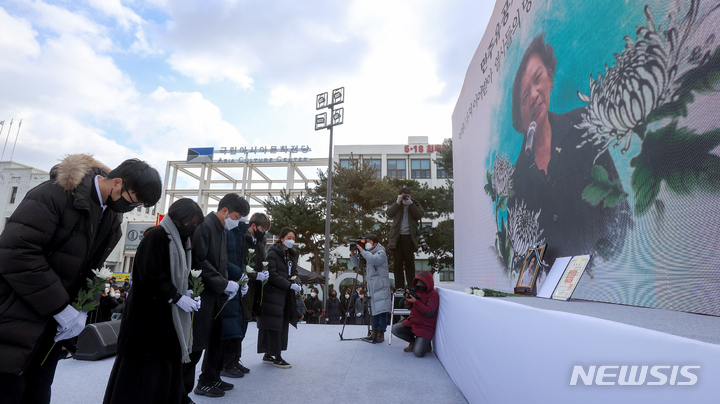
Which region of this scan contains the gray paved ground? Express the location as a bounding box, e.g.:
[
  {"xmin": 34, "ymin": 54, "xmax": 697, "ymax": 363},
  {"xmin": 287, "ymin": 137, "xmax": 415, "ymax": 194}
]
[{"xmin": 50, "ymin": 322, "xmax": 467, "ymax": 404}]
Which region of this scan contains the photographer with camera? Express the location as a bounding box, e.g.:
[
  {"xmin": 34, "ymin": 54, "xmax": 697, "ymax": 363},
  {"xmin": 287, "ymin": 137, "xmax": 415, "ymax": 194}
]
[
  {"xmin": 391, "ymin": 271, "xmax": 439, "ymax": 357},
  {"xmin": 350, "ymin": 234, "xmax": 392, "ymax": 344},
  {"xmin": 386, "ymin": 187, "xmax": 424, "ymax": 290}
]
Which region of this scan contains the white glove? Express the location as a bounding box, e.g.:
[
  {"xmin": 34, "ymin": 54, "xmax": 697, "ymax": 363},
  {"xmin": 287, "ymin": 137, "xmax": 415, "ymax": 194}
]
[
  {"xmin": 241, "ymin": 283, "xmax": 249, "ymax": 297},
  {"xmin": 225, "ymin": 280, "xmax": 239, "ymax": 300},
  {"xmin": 345, "ymin": 312, "xmax": 350, "ymax": 317},
  {"xmin": 402, "ymin": 197, "xmax": 413, "ymax": 205},
  {"xmin": 53, "ymin": 305, "xmax": 84, "ymax": 332},
  {"xmin": 54, "ymin": 311, "xmax": 87, "ymax": 342},
  {"xmin": 176, "ymin": 295, "xmax": 200, "ymax": 313},
  {"xmin": 396, "ymin": 194, "xmax": 403, "ymax": 205},
  {"xmin": 356, "ymin": 312, "xmax": 361, "ymax": 317},
  {"xmin": 186, "ymin": 290, "xmax": 193, "ymax": 297},
  {"xmin": 325, "ymin": 317, "xmax": 329, "ymax": 322},
  {"xmin": 256, "ymin": 270, "xmax": 269, "ymax": 282},
  {"xmin": 290, "ymin": 283, "xmax": 302, "ymax": 293}
]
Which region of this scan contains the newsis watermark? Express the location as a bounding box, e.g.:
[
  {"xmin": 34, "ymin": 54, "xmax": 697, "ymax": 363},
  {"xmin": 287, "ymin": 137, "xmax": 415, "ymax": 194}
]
[{"xmin": 570, "ymin": 366, "xmax": 700, "ymax": 386}]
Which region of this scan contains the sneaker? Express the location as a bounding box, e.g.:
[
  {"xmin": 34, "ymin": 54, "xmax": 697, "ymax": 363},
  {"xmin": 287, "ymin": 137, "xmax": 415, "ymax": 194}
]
[
  {"xmin": 236, "ymin": 361, "xmax": 251, "ymax": 373},
  {"xmin": 273, "ymin": 357, "xmax": 292, "ymax": 369},
  {"xmin": 213, "ymin": 380, "xmax": 234, "ymax": 391},
  {"xmin": 193, "ymin": 384, "xmax": 225, "ymax": 398},
  {"xmin": 220, "ymin": 367, "xmax": 245, "ymax": 378},
  {"xmin": 262, "ymin": 354, "xmax": 275, "ymax": 364}
]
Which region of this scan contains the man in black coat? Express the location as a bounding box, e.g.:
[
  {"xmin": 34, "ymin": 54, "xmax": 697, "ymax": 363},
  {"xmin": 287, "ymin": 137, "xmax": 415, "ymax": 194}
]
[
  {"xmin": 0, "ymin": 154, "xmax": 161, "ymax": 404},
  {"xmin": 184, "ymin": 193, "xmax": 249, "ymax": 401},
  {"xmin": 386, "ymin": 187, "xmax": 424, "ymax": 290}
]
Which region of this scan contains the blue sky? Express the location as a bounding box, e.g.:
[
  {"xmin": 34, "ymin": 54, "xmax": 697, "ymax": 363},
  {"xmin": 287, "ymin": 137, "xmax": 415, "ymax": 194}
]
[{"xmin": 0, "ymin": 0, "xmax": 494, "ymax": 175}]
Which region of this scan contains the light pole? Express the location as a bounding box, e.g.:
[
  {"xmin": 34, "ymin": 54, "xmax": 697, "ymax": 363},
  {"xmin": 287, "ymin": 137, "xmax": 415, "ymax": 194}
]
[{"xmin": 315, "ymin": 87, "xmax": 344, "ymax": 310}]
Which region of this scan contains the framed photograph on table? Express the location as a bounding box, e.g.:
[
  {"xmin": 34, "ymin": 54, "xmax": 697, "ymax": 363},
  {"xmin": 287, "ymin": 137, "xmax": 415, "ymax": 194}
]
[{"xmin": 514, "ymin": 244, "xmax": 547, "ymax": 295}]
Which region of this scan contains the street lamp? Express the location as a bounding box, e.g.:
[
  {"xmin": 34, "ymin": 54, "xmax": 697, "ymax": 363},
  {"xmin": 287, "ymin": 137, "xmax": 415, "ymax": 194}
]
[{"xmin": 315, "ymin": 87, "xmax": 344, "ymax": 310}]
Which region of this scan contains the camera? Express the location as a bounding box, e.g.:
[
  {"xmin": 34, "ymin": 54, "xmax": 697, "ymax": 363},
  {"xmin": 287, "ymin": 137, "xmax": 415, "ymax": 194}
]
[
  {"xmin": 402, "ymin": 194, "xmax": 410, "ymax": 201},
  {"xmin": 403, "ymin": 286, "xmax": 418, "ymax": 299},
  {"xmin": 348, "ymin": 238, "xmax": 365, "ymax": 253},
  {"xmin": 417, "ymin": 226, "xmax": 433, "ymax": 253}
]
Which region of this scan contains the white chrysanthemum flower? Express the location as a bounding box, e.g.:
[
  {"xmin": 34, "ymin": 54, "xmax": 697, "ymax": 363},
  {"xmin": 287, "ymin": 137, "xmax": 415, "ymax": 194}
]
[
  {"xmin": 492, "ymin": 154, "xmax": 514, "ymax": 197},
  {"xmin": 473, "ymin": 289, "xmax": 485, "ymax": 297},
  {"xmin": 93, "ymin": 267, "xmax": 113, "ymax": 280},
  {"xmin": 576, "ymin": 1, "xmax": 720, "ymax": 156},
  {"xmin": 507, "ymin": 200, "xmax": 544, "ymax": 262},
  {"xmin": 290, "ymin": 276, "xmax": 297, "ymax": 281},
  {"xmin": 190, "ymin": 269, "xmax": 202, "ymax": 278},
  {"xmin": 247, "ymin": 248, "xmax": 255, "ymax": 253},
  {"xmin": 245, "ymin": 265, "xmax": 256, "ymax": 274},
  {"xmin": 465, "ymin": 287, "xmax": 472, "ymax": 294}
]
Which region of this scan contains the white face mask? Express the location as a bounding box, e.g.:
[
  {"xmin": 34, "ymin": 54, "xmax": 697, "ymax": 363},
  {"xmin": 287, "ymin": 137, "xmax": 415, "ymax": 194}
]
[
  {"xmin": 224, "ymin": 216, "xmax": 240, "ymax": 231},
  {"xmin": 104, "ymin": 288, "xmax": 109, "ymax": 294},
  {"xmin": 283, "ymin": 239, "xmax": 294, "ymax": 249},
  {"xmin": 345, "ymin": 294, "xmax": 350, "ymax": 299},
  {"xmin": 310, "ymin": 292, "xmax": 316, "ymax": 298},
  {"xmin": 365, "ymin": 242, "xmax": 373, "ymax": 250}
]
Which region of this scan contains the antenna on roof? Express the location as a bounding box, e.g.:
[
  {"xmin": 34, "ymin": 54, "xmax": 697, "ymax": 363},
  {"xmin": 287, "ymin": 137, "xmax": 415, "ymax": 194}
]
[
  {"xmin": 10, "ymin": 119, "xmax": 22, "ymax": 162},
  {"xmin": 1, "ymin": 118, "xmax": 13, "ymax": 161}
]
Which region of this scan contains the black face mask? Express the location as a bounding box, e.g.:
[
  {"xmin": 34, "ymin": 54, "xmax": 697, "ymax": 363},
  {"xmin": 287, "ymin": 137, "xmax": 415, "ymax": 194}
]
[
  {"xmin": 330, "ymin": 294, "xmax": 337, "ymax": 299},
  {"xmin": 176, "ymin": 223, "xmax": 196, "ymax": 241},
  {"xmin": 416, "ymin": 281, "xmax": 428, "ymax": 293},
  {"xmin": 254, "ymin": 230, "xmax": 265, "ymax": 241},
  {"xmin": 106, "ymin": 187, "xmax": 137, "ymax": 213}
]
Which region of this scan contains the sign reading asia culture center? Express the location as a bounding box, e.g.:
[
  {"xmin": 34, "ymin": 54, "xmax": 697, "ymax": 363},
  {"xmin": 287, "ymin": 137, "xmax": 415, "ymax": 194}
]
[{"xmin": 186, "ymin": 146, "xmax": 314, "ymax": 164}]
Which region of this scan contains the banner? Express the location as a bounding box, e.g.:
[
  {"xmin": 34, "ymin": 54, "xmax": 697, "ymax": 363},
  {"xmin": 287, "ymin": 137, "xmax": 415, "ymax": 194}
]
[{"xmin": 452, "ymin": 0, "xmax": 720, "ymax": 315}]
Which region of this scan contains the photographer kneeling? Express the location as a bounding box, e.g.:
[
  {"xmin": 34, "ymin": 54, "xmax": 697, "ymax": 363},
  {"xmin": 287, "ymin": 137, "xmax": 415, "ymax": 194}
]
[
  {"xmin": 349, "ymin": 234, "xmax": 392, "ymax": 343},
  {"xmin": 391, "ymin": 271, "xmax": 439, "ymax": 357}
]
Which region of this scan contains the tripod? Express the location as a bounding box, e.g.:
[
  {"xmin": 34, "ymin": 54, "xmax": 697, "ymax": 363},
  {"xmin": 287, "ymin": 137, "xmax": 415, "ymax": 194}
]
[{"xmin": 339, "ymin": 256, "xmax": 373, "ymax": 342}]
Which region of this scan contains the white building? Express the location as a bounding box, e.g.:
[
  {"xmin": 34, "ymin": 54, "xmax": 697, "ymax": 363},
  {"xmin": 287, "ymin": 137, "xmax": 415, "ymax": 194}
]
[
  {"xmin": 333, "ymin": 136, "xmax": 454, "ymax": 283},
  {"xmin": 0, "ymin": 161, "xmax": 50, "ymax": 232}
]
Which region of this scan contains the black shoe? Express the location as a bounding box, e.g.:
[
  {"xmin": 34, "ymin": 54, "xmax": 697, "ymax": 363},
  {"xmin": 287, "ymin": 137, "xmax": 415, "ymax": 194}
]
[
  {"xmin": 213, "ymin": 379, "xmax": 234, "ymax": 391},
  {"xmin": 220, "ymin": 367, "xmax": 245, "ymax": 378},
  {"xmin": 273, "ymin": 357, "xmax": 292, "ymax": 369},
  {"xmin": 236, "ymin": 361, "xmax": 251, "ymax": 373},
  {"xmin": 262, "ymin": 354, "xmax": 274, "ymax": 364},
  {"xmin": 193, "ymin": 384, "xmax": 225, "ymax": 398}
]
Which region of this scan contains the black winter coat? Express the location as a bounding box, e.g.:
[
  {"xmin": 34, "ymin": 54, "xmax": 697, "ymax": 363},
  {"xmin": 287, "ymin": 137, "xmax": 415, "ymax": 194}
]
[
  {"xmin": 326, "ymin": 297, "xmax": 341, "ymax": 324},
  {"xmin": 242, "ymin": 229, "xmax": 267, "ymax": 322},
  {"xmin": 257, "ymin": 242, "xmax": 298, "ymax": 332},
  {"xmin": 116, "ymin": 226, "xmax": 184, "ymax": 359},
  {"xmin": 0, "ymin": 154, "xmax": 122, "ymax": 375},
  {"xmin": 222, "ymin": 223, "xmax": 248, "ymax": 340},
  {"xmin": 304, "ymin": 296, "xmax": 322, "ymax": 324},
  {"xmin": 191, "ymin": 213, "xmax": 229, "ymax": 351}
]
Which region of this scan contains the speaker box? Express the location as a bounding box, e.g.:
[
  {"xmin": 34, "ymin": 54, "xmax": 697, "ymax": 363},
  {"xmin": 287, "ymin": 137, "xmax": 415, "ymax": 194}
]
[{"xmin": 74, "ymin": 320, "xmax": 121, "ymax": 361}]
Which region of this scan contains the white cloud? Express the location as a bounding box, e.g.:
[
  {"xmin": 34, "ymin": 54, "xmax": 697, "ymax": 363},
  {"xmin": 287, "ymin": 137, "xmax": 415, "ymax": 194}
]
[{"xmin": 0, "ymin": 3, "xmax": 244, "ymax": 175}]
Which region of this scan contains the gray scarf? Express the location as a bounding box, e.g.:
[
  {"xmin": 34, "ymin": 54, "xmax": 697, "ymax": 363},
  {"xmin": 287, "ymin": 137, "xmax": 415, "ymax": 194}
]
[{"xmin": 160, "ymin": 216, "xmax": 192, "ymax": 363}]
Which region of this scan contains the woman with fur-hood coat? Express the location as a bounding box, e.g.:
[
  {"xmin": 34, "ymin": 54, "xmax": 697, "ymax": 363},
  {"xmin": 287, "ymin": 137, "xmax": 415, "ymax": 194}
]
[{"xmin": 0, "ymin": 154, "xmax": 161, "ymax": 403}]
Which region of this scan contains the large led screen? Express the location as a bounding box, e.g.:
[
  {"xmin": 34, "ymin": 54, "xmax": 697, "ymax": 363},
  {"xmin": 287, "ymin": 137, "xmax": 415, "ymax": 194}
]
[{"xmin": 452, "ymin": 0, "xmax": 720, "ymax": 316}]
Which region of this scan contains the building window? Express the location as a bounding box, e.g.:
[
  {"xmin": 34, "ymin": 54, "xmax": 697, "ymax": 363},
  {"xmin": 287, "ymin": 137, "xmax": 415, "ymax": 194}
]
[
  {"xmin": 365, "ymin": 159, "xmax": 381, "ymax": 178},
  {"xmin": 152, "ymin": 206, "xmax": 156, "ymax": 215},
  {"xmin": 4, "ymin": 217, "xmax": 9, "ymax": 226},
  {"xmin": 340, "ymin": 159, "xmax": 356, "ymax": 169},
  {"xmin": 411, "ymin": 159, "xmax": 431, "ymax": 179},
  {"xmin": 437, "ymin": 168, "xmax": 451, "ymax": 179},
  {"xmin": 439, "ymin": 268, "xmax": 455, "ymax": 282},
  {"xmin": 9, "ymin": 187, "xmax": 18, "ymax": 204},
  {"xmin": 137, "ymin": 206, "xmax": 142, "ymax": 212},
  {"xmin": 145, "ymin": 207, "xmax": 150, "ymax": 214},
  {"xmin": 387, "ymin": 159, "xmax": 406, "ymax": 179}
]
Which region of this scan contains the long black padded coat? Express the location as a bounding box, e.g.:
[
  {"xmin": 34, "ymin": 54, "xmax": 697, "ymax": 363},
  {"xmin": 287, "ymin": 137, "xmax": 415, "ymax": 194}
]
[
  {"xmin": 0, "ymin": 154, "xmax": 123, "ymax": 375},
  {"xmin": 256, "ymin": 242, "xmax": 299, "ymax": 332}
]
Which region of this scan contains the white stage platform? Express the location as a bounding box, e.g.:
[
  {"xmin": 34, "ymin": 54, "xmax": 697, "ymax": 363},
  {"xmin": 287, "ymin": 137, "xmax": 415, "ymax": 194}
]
[
  {"xmin": 50, "ymin": 322, "xmax": 466, "ymax": 404},
  {"xmin": 433, "ymin": 287, "xmax": 720, "ymax": 404}
]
